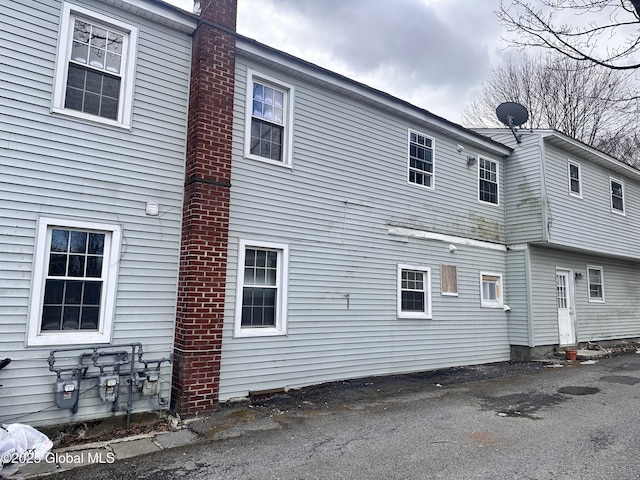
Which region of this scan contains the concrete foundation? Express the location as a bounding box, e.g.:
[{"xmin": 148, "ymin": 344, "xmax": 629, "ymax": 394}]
[{"xmin": 510, "ymin": 345, "xmax": 557, "ymax": 361}]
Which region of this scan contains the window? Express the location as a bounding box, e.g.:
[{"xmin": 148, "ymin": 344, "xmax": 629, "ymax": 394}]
[
  {"xmin": 441, "ymin": 264, "xmax": 458, "ymax": 296},
  {"xmin": 478, "ymin": 157, "xmax": 498, "ymax": 204},
  {"xmin": 408, "ymin": 130, "xmax": 434, "ymax": 188},
  {"xmin": 53, "ymin": 3, "xmax": 138, "ymax": 128},
  {"xmin": 568, "ymin": 161, "xmax": 582, "ymax": 197},
  {"xmin": 610, "ymin": 177, "xmax": 625, "ymax": 214},
  {"xmin": 397, "ymin": 265, "xmax": 432, "ymax": 319},
  {"xmin": 27, "ymin": 218, "xmax": 122, "ymax": 346},
  {"xmin": 235, "ymin": 240, "xmax": 288, "ymax": 337},
  {"xmin": 244, "ymin": 70, "xmax": 294, "ymax": 167},
  {"xmin": 587, "ymin": 266, "xmax": 605, "ymax": 303},
  {"xmin": 480, "ymin": 272, "xmax": 503, "ymax": 308}
]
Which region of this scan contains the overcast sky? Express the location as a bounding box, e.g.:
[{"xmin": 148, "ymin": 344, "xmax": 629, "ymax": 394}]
[{"xmin": 168, "ymin": 0, "xmax": 515, "ymax": 124}]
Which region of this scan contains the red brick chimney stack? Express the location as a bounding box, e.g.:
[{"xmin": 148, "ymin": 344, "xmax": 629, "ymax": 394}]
[{"xmin": 172, "ymin": 0, "xmax": 237, "ymax": 414}]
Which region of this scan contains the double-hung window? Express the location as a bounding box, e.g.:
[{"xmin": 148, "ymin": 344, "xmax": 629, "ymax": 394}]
[
  {"xmin": 397, "ymin": 265, "xmax": 432, "ymax": 319},
  {"xmin": 408, "ymin": 130, "xmax": 434, "ymax": 188},
  {"xmin": 568, "ymin": 161, "xmax": 582, "ymax": 197},
  {"xmin": 610, "ymin": 177, "xmax": 625, "ymax": 214},
  {"xmin": 587, "ymin": 266, "xmax": 605, "ymax": 303},
  {"xmin": 53, "ymin": 3, "xmax": 138, "ymax": 128},
  {"xmin": 235, "ymin": 240, "xmax": 289, "ymax": 337},
  {"xmin": 245, "ymin": 70, "xmax": 294, "ymax": 167},
  {"xmin": 478, "ymin": 157, "xmax": 499, "ymax": 204},
  {"xmin": 480, "ymin": 272, "xmax": 503, "ymax": 308},
  {"xmin": 27, "ymin": 218, "xmax": 122, "ymax": 346}
]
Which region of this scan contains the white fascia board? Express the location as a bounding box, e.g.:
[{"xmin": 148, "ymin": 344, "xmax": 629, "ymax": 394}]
[
  {"xmin": 99, "ymin": 0, "xmax": 198, "ymax": 32},
  {"xmin": 236, "ymin": 39, "xmax": 512, "ymax": 158},
  {"xmin": 388, "ymin": 226, "xmax": 506, "ymax": 252},
  {"xmin": 541, "ymin": 130, "xmax": 640, "ymax": 181}
]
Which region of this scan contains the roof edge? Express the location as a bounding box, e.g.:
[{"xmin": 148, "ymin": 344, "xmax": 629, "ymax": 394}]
[
  {"xmin": 235, "ymin": 36, "xmax": 512, "ymax": 156},
  {"xmin": 98, "ymin": 0, "xmax": 198, "ymax": 32}
]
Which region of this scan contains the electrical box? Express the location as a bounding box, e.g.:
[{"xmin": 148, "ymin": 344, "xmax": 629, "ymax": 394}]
[
  {"xmin": 98, "ymin": 375, "xmax": 119, "ymax": 402},
  {"xmin": 54, "ymin": 379, "xmax": 78, "ymax": 409},
  {"xmin": 142, "ymin": 372, "xmax": 160, "ymax": 396}
]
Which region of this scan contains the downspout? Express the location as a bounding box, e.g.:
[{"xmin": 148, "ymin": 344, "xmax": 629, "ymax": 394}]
[
  {"xmin": 528, "ymin": 133, "xmax": 548, "ymax": 349},
  {"xmin": 538, "ymin": 134, "xmax": 550, "ymax": 243},
  {"xmin": 524, "ymin": 246, "xmax": 534, "ymax": 348}
]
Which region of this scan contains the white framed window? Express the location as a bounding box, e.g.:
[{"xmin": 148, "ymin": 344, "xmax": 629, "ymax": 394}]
[
  {"xmin": 440, "ymin": 264, "xmax": 458, "ymax": 296},
  {"xmin": 480, "ymin": 272, "xmax": 503, "ymax": 308},
  {"xmin": 244, "ymin": 70, "xmax": 294, "ymax": 167},
  {"xmin": 478, "ymin": 157, "xmax": 499, "ymax": 205},
  {"xmin": 397, "ymin": 265, "xmax": 432, "ymax": 319},
  {"xmin": 408, "ymin": 130, "xmax": 435, "ymax": 189},
  {"xmin": 27, "ymin": 218, "xmax": 122, "ymax": 346},
  {"xmin": 568, "ymin": 160, "xmax": 582, "ymax": 197},
  {"xmin": 587, "ymin": 266, "xmax": 605, "ymax": 303},
  {"xmin": 52, "ymin": 2, "xmax": 138, "ymax": 128},
  {"xmin": 610, "ymin": 177, "xmax": 625, "ymax": 214},
  {"xmin": 235, "ymin": 239, "xmax": 289, "ymax": 337}
]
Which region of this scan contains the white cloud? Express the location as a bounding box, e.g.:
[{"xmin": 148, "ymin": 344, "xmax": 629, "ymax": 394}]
[{"xmin": 166, "ymin": 0, "xmax": 515, "ymax": 123}]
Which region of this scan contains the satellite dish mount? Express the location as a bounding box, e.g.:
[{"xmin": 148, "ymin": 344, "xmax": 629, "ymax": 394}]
[{"xmin": 496, "ymin": 102, "xmax": 529, "ymax": 144}]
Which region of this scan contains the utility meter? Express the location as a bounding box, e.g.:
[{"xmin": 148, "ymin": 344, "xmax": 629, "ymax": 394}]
[
  {"xmin": 54, "ymin": 379, "xmax": 78, "ymax": 409},
  {"xmin": 98, "ymin": 375, "xmax": 120, "ymax": 402},
  {"xmin": 142, "ymin": 372, "xmax": 160, "ymax": 396}
]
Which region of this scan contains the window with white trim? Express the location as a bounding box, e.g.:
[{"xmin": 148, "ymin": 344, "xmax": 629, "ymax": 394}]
[
  {"xmin": 568, "ymin": 160, "xmax": 582, "ymax": 197},
  {"xmin": 610, "ymin": 177, "xmax": 625, "ymax": 214},
  {"xmin": 587, "ymin": 266, "xmax": 605, "ymax": 303},
  {"xmin": 53, "ymin": 3, "xmax": 138, "ymax": 128},
  {"xmin": 408, "ymin": 130, "xmax": 434, "ymax": 188},
  {"xmin": 478, "ymin": 157, "xmax": 498, "ymax": 204},
  {"xmin": 244, "ymin": 70, "xmax": 294, "ymax": 166},
  {"xmin": 397, "ymin": 265, "xmax": 432, "ymax": 319},
  {"xmin": 235, "ymin": 240, "xmax": 288, "ymax": 337},
  {"xmin": 27, "ymin": 218, "xmax": 122, "ymax": 346},
  {"xmin": 441, "ymin": 264, "xmax": 458, "ymax": 296},
  {"xmin": 480, "ymin": 272, "xmax": 503, "ymax": 308}
]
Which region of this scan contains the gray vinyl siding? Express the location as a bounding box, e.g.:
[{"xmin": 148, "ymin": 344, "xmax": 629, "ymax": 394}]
[
  {"xmin": 528, "ymin": 246, "xmax": 640, "ymax": 346},
  {"xmin": 505, "ymin": 249, "xmax": 531, "ymax": 346},
  {"xmin": 489, "ymin": 131, "xmax": 545, "ymax": 245},
  {"xmin": 0, "ymin": 0, "xmax": 191, "ymax": 426},
  {"xmin": 543, "ymin": 141, "xmax": 640, "ymax": 259},
  {"xmin": 528, "ymin": 247, "xmax": 564, "ymax": 346},
  {"xmin": 218, "ymin": 53, "xmax": 510, "ymax": 400}
]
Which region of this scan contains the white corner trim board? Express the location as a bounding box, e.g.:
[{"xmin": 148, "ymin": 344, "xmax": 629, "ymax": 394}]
[{"xmin": 387, "ymin": 226, "xmax": 507, "ymax": 252}]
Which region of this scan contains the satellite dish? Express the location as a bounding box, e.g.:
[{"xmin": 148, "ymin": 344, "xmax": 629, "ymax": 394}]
[
  {"xmin": 496, "ymin": 102, "xmax": 529, "ymax": 127},
  {"xmin": 495, "ymin": 102, "xmax": 529, "ymax": 144}
]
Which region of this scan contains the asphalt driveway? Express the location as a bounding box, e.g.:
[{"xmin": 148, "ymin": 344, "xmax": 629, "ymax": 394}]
[{"xmin": 46, "ymin": 353, "xmax": 640, "ymax": 479}]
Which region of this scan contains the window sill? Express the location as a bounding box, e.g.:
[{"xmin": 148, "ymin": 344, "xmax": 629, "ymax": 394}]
[
  {"xmin": 234, "ymin": 327, "xmax": 287, "ymax": 338},
  {"xmin": 398, "ymin": 313, "xmax": 432, "ymax": 320},
  {"xmin": 244, "ymin": 153, "xmax": 293, "ymax": 169},
  {"xmin": 478, "ymin": 200, "xmax": 500, "ymax": 207},
  {"xmin": 481, "ymin": 303, "xmax": 504, "ymax": 309},
  {"xmin": 27, "ymin": 332, "xmax": 111, "ymax": 347}
]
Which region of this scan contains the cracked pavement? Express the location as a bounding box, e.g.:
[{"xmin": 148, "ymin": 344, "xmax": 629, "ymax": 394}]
[{"xmin": 44, "ymin": 354, "xmax": 640, "ymax": 479}]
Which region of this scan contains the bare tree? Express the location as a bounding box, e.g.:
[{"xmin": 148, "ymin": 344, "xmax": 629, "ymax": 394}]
[
  {"xmin": 498, "ymin": 0, "xmax": 640, "ymax": 70},
  {"xmin": 462, "ymin": 53, "xmax": 640, "ymax": 165}
]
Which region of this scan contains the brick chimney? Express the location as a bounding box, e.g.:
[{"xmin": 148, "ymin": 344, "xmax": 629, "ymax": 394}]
[{"xmin": 172, "ymin": 0, "xmax": 237, "ymax": 414}]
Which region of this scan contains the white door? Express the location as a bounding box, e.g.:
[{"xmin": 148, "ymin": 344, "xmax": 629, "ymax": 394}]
[{"xmin": 556, "ymin": 270, "xmax": 576, "ymax": 345}]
